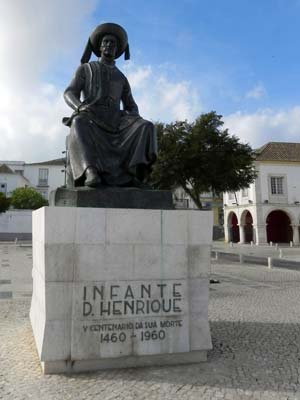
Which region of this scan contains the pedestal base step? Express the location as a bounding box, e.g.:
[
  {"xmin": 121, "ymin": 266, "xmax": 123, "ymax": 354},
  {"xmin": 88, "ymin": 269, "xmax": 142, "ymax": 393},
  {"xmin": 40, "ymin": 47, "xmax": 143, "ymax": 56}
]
[{"xmin": 42, "ymin": 351, "xmax": 207, "ymax": 374}]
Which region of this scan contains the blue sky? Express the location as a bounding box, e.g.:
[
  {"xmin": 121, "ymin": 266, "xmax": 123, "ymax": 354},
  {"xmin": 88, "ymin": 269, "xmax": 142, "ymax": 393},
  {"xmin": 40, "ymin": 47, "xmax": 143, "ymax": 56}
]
[{"xmin": 1, "ymin": 0, "xmax": 300, "ymax": 161}]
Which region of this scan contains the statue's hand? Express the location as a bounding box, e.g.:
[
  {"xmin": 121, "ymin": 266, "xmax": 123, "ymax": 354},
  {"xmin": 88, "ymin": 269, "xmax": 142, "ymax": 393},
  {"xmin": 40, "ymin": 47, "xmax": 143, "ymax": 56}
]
[
  {"xmin": 77, "ymin": 103, "xmax": 89, "ymax": 113},
  {"xmin": 124, "ymin": 110, "xmax": 139, "ymax": 117}
]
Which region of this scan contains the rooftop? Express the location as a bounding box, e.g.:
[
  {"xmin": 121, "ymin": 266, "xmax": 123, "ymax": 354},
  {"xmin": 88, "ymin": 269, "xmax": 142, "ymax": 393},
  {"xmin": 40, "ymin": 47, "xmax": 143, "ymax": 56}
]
[
  {"xmin": 26, "ymin": 158, "xmax": 65, "ymax": 166},
  {"xmin": 0, "ymin": 164, "xmax": 14, "ymax": 174},
  {"xmin": 255, "ymin": 142, "xmax": 300, "ymax": 162},
  {"xmin": 0, "ymin": 161, "xmax": 25, "ymax": 166}
]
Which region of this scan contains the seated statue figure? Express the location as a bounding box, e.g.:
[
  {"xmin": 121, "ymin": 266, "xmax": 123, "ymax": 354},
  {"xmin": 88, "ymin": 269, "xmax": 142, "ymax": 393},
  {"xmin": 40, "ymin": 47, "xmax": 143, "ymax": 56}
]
[{"xmin": 63, "ymin": 23, "xmax": 157, "ymax": 188}]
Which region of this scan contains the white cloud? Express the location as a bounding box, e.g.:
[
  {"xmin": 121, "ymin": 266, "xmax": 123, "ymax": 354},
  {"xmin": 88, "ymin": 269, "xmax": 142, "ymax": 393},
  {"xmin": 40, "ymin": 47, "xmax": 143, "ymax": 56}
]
[
  {"xmin": 0, "ymin": 82, "xmax": 69, "ymax": 161},
  {"xmin": 245, "ymin": 83, "xmax": 266, "ymax": 99},
  {"xmin": 224, "ymin": 106, "xmax": 300, "ymax": 148},
  {"xmin": 0, "ymin": 0, "xmax": 96, "ymax": 162},
  {"xmin": 123, "ymin": 63, "xmax": 202, "ymax": 122},
  {"xmin": 127, "ymin": 66, "xmax": 152, "ymax": 89},
  {"xmin": 0, "ymin": 1, "xmax": 96, "ymax": 89}
]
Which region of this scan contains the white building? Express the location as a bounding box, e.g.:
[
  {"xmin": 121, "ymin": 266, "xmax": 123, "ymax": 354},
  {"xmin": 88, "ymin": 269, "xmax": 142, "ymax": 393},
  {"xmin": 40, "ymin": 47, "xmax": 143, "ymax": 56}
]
[
  {"xmin": 0, "ymin": 163, "xmax": 31, "ymax": 197},
  {"xmin": 24, "ymin": 159, "xmax": 65, "ymax": 199},
  {"xmin": 0, "ymin": 158, "xmax": 65, "ymax": 200},
  {"xmin": 223, "ymin": 142, "xmax": 300, "ymax": 245}
]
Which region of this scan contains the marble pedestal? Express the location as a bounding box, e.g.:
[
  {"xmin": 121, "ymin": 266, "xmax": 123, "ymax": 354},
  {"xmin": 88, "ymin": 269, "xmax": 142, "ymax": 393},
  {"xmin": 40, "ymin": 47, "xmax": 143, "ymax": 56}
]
[{"xmin": 30, "ymin": 207, "xmax": 213, "ymax": 374}]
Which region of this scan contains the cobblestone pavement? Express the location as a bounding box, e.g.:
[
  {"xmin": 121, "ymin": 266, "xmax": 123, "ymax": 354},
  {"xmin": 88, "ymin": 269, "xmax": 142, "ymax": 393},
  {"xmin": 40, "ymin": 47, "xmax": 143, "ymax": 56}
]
[{"xmin": 2, "ymin": 244, "xmax": 300, "ymax": 399}]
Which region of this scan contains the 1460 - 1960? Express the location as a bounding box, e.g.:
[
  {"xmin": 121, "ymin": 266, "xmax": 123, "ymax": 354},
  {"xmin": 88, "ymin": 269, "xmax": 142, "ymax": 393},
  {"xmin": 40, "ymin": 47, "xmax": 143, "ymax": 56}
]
[{"xmin": 99, "ymin": 330, "xmax": 166, "ymax": 344}]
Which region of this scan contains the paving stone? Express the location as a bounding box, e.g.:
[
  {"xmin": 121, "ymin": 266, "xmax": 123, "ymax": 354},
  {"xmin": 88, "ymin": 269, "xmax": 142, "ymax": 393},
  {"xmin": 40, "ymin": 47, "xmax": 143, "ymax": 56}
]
[{"xmin": 2, "ymin": 244, "xmax": 300, "ymax": 399}]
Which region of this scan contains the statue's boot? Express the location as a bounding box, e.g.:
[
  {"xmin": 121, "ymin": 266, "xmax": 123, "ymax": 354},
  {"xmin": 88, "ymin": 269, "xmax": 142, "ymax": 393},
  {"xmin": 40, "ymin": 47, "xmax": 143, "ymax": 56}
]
[
  {"xmin": 85, "ymin": 167, "xmax": 101, "ymax": 187},
  {"xmin": 132, "ymin": 164, "xmax": 152, "ymax": 189},
  {"xmin": 130, "ymin": 177, "xmax": 152, "ymax": 190}
]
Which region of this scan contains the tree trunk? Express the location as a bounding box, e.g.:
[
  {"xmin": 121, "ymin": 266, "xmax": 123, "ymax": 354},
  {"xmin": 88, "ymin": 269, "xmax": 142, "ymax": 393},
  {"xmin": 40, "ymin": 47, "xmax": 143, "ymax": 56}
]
[{"xmin": 182, "ymin": 184, "xmax": 202, "ymax": 209}]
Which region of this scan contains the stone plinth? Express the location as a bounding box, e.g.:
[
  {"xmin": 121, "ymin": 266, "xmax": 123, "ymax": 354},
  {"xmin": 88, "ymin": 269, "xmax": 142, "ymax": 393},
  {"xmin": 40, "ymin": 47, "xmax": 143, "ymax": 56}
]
[
  {"xmin": 30, "ymin": 207, "xmax": 213, "ymax": 374},
  {"xmin": 49, "ymin": 187, "xmax": 174, "ymax": 209}
]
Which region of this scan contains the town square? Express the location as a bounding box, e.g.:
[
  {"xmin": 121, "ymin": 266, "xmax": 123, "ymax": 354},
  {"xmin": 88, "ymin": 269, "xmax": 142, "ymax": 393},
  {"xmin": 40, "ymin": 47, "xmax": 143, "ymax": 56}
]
[{"xmin": 1, "ymin": 1, "xmax": 300, "ymax": 399}]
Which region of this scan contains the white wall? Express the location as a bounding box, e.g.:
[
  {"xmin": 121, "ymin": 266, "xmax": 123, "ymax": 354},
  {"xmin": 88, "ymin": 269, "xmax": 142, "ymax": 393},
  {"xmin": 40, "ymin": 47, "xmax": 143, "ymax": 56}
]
[
  {"xmin": 0, "ymin": 210, "xmax": 32, "ymax": 233},
  {"xmin": 0, "ymin": 173, "xmax": 30, "ymax": 197},
  {"xmin": 223, "ymin": 181, "xmax": 256, "ymax": 206},
  {"xmin": 24, "ymin": 164, "xmax": 65, "ymax": 198},
  {"xmin": 258, "ymin": 162, "xmax": 300, "ymax": 204},
  {"xmin": 224, "ymin": 161, "xmax": 300, "ymax": 207}
]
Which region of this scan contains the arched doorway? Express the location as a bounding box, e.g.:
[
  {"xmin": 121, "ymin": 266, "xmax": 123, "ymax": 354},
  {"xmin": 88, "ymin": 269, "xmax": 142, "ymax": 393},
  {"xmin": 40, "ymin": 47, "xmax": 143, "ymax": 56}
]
[
  {"xmin": 266, "ymin": 210, "xmax": 293, "ymax": 243},
  {"xmin": 228, "ymin": 212, "xmax": 240, "ymax": 243},
  {"xmin": 243, "ymin": 211, "xmax": 253, "ymax": 243}
]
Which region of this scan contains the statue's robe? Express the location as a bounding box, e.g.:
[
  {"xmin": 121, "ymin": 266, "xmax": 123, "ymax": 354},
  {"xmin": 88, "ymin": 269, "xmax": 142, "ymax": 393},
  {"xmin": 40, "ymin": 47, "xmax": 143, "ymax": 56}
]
[{"xmin": 63, "ymin": 60, "xmax": 157, "ymax": 186}]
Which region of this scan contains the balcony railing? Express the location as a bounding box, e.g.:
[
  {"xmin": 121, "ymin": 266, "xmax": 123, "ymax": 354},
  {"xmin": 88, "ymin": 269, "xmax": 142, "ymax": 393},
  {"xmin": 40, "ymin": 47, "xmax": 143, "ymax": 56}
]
[{"xmin": 38, "ymin": 179, "xmax": 48, "ymax": 187}]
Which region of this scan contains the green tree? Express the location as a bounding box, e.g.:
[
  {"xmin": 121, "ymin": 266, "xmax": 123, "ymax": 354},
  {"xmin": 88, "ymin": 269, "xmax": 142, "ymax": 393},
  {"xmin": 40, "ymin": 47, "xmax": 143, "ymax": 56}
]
[
  {"xmin": 10, "ymin": 187, "xmax": 48, "ymax": 210},
  {"xmin": 151, "ymin": 112, "xmax": 257, "ymax": 209},
  {"xmin": 0, "ymin": 193, "xmax": 10, "ymax": 213}
]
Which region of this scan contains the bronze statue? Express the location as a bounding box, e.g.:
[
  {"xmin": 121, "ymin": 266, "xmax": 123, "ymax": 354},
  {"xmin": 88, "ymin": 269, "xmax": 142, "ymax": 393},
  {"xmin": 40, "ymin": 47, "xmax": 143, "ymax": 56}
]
[{"xmin": 63, "ymin": 23, "xmax": 157, "ymax": 188}]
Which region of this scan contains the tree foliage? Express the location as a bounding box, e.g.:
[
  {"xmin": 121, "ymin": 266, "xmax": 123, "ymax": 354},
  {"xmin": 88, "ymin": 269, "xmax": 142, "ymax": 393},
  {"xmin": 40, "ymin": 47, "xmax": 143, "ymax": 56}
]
[
  {"xmin": 151, "ymin": 112, "xmax": 257, "ymax": 208},
  {"xmin": 0, "ymin": 193, "xmax": 10, "ymax": 213},
  {"xmin": 10, "ymin": 187, "xmax": 48, "ymax": 210}
]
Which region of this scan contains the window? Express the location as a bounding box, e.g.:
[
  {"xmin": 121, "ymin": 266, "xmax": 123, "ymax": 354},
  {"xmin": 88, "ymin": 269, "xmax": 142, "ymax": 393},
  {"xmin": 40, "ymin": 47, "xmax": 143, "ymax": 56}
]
[
  {"xmin": 270, "ymin": 177, "xmax": 284, "ymax": 195},
  {"xmin": 228, "ymin": 192, "xmax": 235, "ymax": 200},
  {"xmin": 179, "ymin": 190, "xmax": 185, "ymax": 199},
  {"xmin": 175, "ymin": 198, "xmax": 189, "ymax": 208},
  {"xmin": 241, "ymin": 188, "xmax": 248, "ymax": 197},
  {"xmin": 38, "ymin": 168, "xmax": 49, "ymax": 186},
  {"xmin": 14, "ymin": 169, "xmax": 24, "ymax": 175}
]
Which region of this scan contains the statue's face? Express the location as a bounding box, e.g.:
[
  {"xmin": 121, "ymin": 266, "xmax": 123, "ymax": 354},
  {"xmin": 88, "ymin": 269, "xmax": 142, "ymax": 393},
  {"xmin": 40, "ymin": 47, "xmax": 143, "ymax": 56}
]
[{"xmin": 100, "ymin": 34, "xmax": 118, "ymax": 60}]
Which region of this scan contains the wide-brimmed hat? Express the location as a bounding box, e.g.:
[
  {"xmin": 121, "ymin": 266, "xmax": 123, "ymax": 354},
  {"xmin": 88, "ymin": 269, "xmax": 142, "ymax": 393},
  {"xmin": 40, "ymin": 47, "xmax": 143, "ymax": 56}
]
[{"xmin": 81, "ymin": 23, "xmax": 130, "ymax": 64}]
